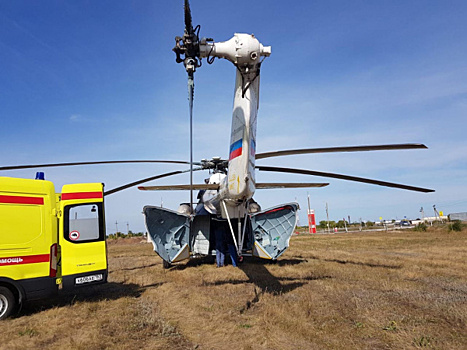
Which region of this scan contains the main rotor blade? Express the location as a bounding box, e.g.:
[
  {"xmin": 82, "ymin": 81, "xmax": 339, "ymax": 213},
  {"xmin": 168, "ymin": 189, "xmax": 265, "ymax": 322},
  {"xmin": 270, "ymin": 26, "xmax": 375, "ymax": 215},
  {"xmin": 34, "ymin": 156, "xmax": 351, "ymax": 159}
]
[
  {"xmin": 104, "ymin": 167, "xmax": 203, "ymax": 196},
  {"xmin": 184, "ymin": 0, "xmax": 193, "ymax": 34},
  {"xmin": 256, "ymin": 182, "xmax": 329, "ymax": 189},
  {"xmin": 256, "ymin": 165, "xmax": 435, "ymax": 193},
  {"xmin": 255, "ymin": 143, "xmax": 428, "ymax": 160},
  {"xmin": 139, "ymin": 184, "xmax": 219, "ymax": 191},
  {"xmin": 0, "ymin": 160, "xmax": 200, "ymax": 171},
  {"xmin": 138, "ymin": 182, "xmax": 329, "ymax": 191}
]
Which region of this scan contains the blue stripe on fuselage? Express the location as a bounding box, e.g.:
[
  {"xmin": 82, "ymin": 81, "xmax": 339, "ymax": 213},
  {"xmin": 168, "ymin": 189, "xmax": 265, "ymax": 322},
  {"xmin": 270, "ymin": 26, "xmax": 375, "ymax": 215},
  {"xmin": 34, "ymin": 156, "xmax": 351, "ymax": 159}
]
[{"xmin": 230, "ymin": 139, "xmax": 242, "ymax": 153}]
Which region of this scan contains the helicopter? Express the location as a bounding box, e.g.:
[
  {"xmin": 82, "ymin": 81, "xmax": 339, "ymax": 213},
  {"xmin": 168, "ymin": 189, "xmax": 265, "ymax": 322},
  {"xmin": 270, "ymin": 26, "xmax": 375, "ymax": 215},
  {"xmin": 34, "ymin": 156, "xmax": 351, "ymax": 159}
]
[
  {"xmin": 0, "ymin": 0, "xmax": 434, "ymax": 268},
  {"xmin": 137, "ymin": 0, "xmax": 434, "ymax": 267}
]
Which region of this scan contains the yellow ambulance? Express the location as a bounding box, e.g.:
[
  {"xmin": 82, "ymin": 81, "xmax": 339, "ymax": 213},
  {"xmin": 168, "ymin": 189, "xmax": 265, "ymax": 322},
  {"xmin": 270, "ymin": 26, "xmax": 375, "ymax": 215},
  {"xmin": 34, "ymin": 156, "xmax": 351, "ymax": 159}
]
[{"xmin": 0, "ymin": 176, "xmax": 108, "ymax": 319}]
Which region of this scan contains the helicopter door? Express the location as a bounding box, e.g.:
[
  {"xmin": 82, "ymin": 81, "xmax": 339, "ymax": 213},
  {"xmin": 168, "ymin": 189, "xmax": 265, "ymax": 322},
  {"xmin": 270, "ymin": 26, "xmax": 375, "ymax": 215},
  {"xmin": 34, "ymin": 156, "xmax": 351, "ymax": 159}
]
[
  {"xmin": 250, "ymin": 203, "xmax": 299, "ymax": 260},
  {"xmin": 59, "ymin": 184, "xmax": 107, "ymax": 289},
  {"xmin": 143, "ymin": 206, "xmax": 191, "ymax": 263}
]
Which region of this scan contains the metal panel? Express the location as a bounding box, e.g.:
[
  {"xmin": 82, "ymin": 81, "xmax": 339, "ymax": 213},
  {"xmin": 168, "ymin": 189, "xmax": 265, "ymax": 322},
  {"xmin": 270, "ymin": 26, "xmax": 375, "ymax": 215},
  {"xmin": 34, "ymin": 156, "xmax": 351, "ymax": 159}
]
[
  {"xmin": 250, "ymin": 203, "xmax": 299, "ymax": 260},
  {"xmin": 143, "ymin": 206, "xmax": 191, "ymax": 263},
  {"xmin": 192, "ymin": 215, "xmax": 211, "ymax": 255}
]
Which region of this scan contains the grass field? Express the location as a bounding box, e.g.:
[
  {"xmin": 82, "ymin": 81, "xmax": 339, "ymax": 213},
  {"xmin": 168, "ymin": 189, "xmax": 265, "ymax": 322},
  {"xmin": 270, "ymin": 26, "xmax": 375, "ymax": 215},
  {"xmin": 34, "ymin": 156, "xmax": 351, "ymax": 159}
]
[{"xmin": 2, "ymin": 227, "xmax": 466, "ymax": 349}]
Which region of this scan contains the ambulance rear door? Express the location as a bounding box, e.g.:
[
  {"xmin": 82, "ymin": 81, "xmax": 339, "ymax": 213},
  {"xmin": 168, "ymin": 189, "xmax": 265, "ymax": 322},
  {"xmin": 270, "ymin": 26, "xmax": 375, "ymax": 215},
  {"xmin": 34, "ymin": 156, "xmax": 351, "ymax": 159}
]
[{"xmin": 59, "ymin": 183, "xmax": 107, "ymax": 289}]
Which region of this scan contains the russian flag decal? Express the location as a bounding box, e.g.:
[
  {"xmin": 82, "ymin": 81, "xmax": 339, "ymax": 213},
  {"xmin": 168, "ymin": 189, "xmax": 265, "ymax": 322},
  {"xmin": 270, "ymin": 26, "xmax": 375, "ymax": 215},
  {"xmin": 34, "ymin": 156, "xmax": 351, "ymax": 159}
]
[{"xmin": 229, "ymin": 139, "xmax": 243, "ymax": 160}]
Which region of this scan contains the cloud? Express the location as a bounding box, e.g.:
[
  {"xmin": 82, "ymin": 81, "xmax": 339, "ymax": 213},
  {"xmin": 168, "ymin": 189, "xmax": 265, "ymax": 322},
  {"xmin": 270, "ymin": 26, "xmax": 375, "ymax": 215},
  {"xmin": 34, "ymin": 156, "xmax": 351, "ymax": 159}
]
[{"xmin": 69, "ymin": 114, "xmax": 83, "ymax": 122}]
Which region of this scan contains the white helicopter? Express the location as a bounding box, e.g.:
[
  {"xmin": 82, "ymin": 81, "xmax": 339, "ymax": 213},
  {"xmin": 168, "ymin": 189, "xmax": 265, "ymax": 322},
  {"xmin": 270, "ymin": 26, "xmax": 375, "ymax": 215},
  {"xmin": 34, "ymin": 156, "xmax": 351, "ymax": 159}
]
[
  {"xmin": 1, "ymin": 0, "xmax": 434, "ymax": 268},
  {"xmin": 137, "ymin": 0, "xmax": 434, "ymax": 267}
]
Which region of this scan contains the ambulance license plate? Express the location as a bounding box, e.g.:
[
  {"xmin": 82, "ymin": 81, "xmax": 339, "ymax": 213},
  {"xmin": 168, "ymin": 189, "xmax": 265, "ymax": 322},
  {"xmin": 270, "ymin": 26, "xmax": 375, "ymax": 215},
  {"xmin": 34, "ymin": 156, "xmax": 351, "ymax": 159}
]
[{"xmin": 75, "ymin": 274, "xmax": 103, "ymax": 285}]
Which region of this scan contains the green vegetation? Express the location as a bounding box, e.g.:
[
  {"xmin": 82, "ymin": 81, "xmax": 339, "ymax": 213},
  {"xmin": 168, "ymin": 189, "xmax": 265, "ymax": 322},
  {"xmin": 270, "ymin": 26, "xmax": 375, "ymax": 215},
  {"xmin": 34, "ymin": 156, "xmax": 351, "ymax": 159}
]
[
  {"xmin": 383, "ymin": 321, "xmax": 398, "ymax": 331},
  {"xmin": 18, "ymin": 328, "xmax": 38, "ymax": 337},
  {"xmin": 413, "ymin": 223, "xmax": 428, "ymax": 232},
  {"xmin": 413, "ymin": 336, "xmax": 433, "ymax": 347},
  {"xmin": 449, "ymin": 221, "xmax": 463, "ymax": 232},
  {"xmin": 107, "ymin": 231, "xmax": 145, "ymax": 239}
]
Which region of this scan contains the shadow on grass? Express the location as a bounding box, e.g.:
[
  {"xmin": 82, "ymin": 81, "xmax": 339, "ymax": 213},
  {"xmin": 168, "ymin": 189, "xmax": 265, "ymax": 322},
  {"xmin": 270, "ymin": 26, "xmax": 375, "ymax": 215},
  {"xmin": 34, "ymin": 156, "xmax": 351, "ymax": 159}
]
[
  {"xmin": 197, "ymin": 257, "xmax": 332, "ymax": 313},
  {"xmin": 169, "ymin": 256, "xmax": 216, "ymax": 270},
  {"xmin": 19, "ymin": 281, "xmax": 142, "ymax": 318},
  {"xmin": 170, "ymin": 256, "xmax": 307, "ymax": 271},
  {"xmin": 240, "ymin": 259, "xmax": 332, "ymax": 313},
  {"xmin": 117, "ymin": 262, "xmax": 160, "ymax": 271},
  {"xmin": 308, "ymin": 255, "xmax": 402, "ymax": 269},
  {"xmin": 155, "ymin": 255, "xmax": 333, "ymax": 313}
]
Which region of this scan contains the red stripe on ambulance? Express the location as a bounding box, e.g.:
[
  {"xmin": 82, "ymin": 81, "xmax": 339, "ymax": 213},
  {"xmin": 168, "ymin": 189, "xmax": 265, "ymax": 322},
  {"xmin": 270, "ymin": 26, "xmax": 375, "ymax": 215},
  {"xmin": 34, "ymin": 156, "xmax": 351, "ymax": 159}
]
[
  {"xmin": 0, "ymin": 195, "xmax": 44, "ymax": 205},
  {"xmin": 0, "ymin": 254, "xmax": 49, "ymax": 266},
  {"xmin": 62, "ymin": 192, "xmax": 103, "ymax": 200}
]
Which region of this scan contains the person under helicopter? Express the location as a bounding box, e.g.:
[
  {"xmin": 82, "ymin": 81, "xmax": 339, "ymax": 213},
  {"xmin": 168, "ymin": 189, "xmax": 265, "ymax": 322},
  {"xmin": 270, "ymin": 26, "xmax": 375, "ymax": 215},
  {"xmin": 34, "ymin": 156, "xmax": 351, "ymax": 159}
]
[
  {"xmin": 213, "ymin": 217, "xmax": 226, "ymax": 267},
  {"xmin": 225, "ymin": 221, "xmax": 238, "ymax": 267}
]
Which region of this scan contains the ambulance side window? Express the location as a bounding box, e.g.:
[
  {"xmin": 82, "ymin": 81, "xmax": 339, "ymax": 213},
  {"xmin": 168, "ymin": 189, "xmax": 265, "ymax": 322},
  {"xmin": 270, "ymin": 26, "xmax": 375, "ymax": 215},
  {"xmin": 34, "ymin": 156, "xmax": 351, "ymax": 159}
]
[{"xmin": 64, "ymin": 203, "xmax": 104, "ymax": 243}]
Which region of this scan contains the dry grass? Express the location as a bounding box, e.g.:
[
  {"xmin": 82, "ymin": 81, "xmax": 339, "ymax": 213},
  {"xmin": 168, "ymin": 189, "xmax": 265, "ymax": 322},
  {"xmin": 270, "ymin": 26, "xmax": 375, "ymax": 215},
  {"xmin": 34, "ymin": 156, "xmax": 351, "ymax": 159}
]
[{"xmin": 1, "ymin": 228, "xmax": 466, "ymax": 349}]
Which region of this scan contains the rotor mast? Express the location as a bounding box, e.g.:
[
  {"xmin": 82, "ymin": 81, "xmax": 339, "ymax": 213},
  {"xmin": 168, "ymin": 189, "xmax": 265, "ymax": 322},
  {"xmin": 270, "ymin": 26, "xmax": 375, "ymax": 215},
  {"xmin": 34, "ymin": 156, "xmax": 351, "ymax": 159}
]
[{"xmin": 173, "ymin": 0, "xmax": 202, "ymax": 212}]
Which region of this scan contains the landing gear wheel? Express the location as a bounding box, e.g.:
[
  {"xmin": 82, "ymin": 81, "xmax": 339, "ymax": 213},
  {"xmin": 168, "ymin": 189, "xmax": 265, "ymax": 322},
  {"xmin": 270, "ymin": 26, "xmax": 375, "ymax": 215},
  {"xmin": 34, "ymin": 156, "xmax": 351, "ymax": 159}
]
[
  {"xmin": 0, "ymin": 286, "xmax": 17, "ymax": 320},
  {"xmin": 162, "ymin": 260, "xmax": 172, "ymax": 269}
]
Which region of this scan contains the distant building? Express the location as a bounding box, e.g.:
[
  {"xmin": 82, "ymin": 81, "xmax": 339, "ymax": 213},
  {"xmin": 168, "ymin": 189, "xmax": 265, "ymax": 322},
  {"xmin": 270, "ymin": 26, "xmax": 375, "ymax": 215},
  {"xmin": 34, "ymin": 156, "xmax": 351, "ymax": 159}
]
[{"xmin": 449, "ymin": 212, "xmax": 467, "ymax": 222}]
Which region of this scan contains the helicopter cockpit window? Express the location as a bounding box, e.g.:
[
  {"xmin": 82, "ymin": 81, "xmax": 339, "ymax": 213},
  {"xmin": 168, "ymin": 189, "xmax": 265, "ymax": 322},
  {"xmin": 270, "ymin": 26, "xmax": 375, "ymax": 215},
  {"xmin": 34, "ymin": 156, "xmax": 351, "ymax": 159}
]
[{"xmin": 64, "ymin": 203, "xmax": 104, "ymax": 243}]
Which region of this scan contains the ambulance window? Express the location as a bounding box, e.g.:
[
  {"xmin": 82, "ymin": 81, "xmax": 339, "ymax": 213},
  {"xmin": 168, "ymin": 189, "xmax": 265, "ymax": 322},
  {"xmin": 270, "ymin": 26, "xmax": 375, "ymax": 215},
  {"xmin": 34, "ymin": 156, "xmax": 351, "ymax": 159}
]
[{"xmin": 64, "ymin": 203, "xmax": 104, "ymax": 243}]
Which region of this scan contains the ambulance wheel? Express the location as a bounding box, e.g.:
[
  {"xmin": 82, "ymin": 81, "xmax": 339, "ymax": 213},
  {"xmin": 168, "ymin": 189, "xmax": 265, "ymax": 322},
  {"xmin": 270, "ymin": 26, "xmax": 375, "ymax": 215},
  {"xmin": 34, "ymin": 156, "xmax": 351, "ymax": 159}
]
[
  {"xmin": 162, "ymin": 260, "xmax": 172, "ymax": 269},
  {"xmin": 0, "ymin": 286, "xmax": 17, "ymax": 320}
]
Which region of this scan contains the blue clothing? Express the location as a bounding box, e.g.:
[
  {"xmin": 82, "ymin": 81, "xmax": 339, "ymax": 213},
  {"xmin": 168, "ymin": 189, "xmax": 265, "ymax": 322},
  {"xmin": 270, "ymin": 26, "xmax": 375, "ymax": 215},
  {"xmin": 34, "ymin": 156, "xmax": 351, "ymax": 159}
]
[
  {"xmin": 216, "ymin": 250, "xmax": 225, "ymax": 267},
  {"xmin": 214, "ymin": 225, "xmax": 226, "ymax": 267},
  {"xmin": 214, "ymin": 226, "xmax": 226, "ymax": 251},
  {"xmin": 227, "ymin": 243, "xmax": 238, "ymax": 267}
]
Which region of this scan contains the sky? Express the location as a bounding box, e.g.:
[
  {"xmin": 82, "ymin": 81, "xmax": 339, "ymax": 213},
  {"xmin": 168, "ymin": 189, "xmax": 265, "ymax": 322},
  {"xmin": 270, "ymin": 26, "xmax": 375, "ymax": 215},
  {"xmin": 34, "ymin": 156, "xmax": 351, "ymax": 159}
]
[{"xmin": 1, "ymin": 0, "xmax": 466, "ymax": 233}]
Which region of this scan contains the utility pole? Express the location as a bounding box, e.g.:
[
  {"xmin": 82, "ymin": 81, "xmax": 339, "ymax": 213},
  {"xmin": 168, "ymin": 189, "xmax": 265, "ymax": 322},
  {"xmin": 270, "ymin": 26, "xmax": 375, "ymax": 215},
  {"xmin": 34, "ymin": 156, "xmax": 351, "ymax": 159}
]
[
  {"xmin": 325, "ymin": 202, "xmax": 330, "ymax": 234},
  {"xmin": 420, "ymin": 207, "xmax": 425, "ymax": 223},
  {"xmin": 115, "ymin": 221, "xmax": 119, "ymax": 234},
  {"xmin": 127, "ymin": 222, "xmax": 130, "ymax": 234},
  {"xmin": 433, "ymin": 205, "xmax": 441, "ymax": 223}
]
